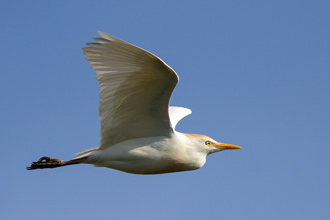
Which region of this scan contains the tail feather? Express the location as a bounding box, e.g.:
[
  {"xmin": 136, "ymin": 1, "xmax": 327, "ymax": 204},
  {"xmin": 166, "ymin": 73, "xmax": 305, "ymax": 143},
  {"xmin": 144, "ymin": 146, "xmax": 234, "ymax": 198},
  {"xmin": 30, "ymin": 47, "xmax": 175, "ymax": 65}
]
[{"xmin": 74, "ymin": 147, "xmax": 99, "ymax": 159}]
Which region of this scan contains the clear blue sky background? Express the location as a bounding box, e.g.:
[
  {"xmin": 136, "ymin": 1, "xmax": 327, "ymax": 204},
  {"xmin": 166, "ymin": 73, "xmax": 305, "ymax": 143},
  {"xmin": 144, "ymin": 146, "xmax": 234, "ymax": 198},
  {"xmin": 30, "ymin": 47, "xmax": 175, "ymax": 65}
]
[{"xmin": 1, "ymin": 1, "xmax": 329, "ymax": 219}]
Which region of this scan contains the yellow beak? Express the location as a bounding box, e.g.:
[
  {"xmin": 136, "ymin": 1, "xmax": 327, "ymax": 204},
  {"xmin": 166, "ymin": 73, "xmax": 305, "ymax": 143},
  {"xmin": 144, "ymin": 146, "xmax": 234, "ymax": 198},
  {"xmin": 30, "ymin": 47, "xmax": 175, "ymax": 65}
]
[{"xmin": 215, "ymin": 143, "xmax": 242, "ymax": 150}]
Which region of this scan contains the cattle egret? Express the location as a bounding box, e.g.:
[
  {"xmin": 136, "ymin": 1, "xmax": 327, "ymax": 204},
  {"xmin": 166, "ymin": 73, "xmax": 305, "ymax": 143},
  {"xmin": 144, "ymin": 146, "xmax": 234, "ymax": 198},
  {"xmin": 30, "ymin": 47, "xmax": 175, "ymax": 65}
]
[{"xmin": 27, "ymin": 32, "xmax": 241, "ymax": 174}]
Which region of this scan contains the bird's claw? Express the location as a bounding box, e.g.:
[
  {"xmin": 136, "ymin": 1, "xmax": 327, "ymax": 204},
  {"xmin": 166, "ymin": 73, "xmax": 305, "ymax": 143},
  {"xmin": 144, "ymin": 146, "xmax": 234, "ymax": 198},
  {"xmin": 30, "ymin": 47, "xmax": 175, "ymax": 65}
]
[
  {"xmin": 37, "ymin": 157, "xmax": 52, "ymax": 163},
  {"xmin": 26, "ymin": 157, "xmax": 65, "ymax": 170}
]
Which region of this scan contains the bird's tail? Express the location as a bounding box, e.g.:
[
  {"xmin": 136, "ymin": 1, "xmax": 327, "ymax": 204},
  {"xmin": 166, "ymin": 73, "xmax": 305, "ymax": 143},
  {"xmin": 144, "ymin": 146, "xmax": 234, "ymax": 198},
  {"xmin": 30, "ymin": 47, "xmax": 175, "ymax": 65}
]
[{"xmin": 74, "ymin": 147, "xmax": 99, "ymax": 159}]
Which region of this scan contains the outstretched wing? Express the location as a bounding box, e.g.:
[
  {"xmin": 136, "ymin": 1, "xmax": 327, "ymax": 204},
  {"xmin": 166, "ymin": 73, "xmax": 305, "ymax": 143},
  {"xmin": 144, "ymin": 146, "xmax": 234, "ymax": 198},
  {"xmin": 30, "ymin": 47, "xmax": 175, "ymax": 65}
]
[
  {"xmin": 169, "ymin": 106, "xmax": 192, "ymax": 130},
  {"xmin": 83, "ymin": 32, "xmax": 179, "ymax": 148}
]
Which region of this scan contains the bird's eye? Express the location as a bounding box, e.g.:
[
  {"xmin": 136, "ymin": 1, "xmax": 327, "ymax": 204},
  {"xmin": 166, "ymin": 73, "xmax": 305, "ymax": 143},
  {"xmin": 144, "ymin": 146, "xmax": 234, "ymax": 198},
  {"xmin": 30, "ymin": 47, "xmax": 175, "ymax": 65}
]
[{"xmin": 205, "ymin": 141, "xmax": 211, "ymax": 146}]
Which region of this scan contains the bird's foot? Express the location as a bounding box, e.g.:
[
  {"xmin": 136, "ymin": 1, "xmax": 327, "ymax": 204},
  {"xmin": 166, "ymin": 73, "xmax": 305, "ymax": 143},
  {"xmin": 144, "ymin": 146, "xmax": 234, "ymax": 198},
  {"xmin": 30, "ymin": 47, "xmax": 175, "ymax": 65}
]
[{"xmin": 26, "ymin": 157, "xmax": 65, "ymax": 170}]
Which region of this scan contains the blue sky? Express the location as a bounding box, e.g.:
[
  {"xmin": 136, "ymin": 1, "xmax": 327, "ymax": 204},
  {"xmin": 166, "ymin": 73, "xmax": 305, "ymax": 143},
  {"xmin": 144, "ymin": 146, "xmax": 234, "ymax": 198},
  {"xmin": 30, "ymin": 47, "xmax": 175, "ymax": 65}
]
[{"xmin": 1, "ymin": 1, "xmax": 330, "ymax": 219}]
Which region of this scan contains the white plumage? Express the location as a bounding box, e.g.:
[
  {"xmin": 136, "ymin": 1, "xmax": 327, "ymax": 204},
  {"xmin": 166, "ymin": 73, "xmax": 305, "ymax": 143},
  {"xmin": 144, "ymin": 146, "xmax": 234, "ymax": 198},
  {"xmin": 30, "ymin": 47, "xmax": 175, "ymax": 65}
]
[
  {"xmin": 27, "ymin": 32, "xmax": 241, "ymax": 174},
  {"xmin": 84, "ymin": 32, "xmax": 178, "ymax": 148}
]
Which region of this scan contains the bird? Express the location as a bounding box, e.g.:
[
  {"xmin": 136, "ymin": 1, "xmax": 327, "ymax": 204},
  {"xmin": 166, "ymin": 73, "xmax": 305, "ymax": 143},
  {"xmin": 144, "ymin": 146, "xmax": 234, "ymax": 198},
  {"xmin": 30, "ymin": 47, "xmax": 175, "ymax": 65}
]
[{"xmin": 27, "ymin": 31, "xmax": 241, "ymax": 174}]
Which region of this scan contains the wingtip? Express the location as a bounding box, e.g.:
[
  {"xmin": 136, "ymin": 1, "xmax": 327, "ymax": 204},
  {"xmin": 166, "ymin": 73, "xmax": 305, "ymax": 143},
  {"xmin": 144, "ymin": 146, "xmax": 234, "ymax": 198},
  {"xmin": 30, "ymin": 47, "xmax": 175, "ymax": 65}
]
[
  {"xmin": 96, "ymin": 31, "xmax": 123, "ymax": 43},
  {"xmin": 98, "ymin": 31, "xmax": 110, "ymax": 39}
]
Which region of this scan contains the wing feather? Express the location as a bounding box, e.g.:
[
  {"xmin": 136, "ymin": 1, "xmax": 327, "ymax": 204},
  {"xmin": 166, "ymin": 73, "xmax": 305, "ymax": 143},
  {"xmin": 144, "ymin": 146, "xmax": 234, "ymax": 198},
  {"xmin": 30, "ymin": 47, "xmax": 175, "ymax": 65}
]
[
  {"xmin": 83, "ymin": 32, "xmax": 179, "ymax": 148},
  {"xmin": 169, "ymin": 107, "xmax": 192, "ymax": 130}
]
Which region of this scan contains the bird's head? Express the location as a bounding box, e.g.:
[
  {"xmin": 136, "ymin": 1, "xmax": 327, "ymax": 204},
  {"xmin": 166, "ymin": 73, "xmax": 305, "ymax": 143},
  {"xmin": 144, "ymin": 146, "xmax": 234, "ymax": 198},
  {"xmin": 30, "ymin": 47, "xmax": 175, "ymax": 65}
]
[{"xmin": 183, "ymin": 133, "xmax": 241, "ymax": 155}]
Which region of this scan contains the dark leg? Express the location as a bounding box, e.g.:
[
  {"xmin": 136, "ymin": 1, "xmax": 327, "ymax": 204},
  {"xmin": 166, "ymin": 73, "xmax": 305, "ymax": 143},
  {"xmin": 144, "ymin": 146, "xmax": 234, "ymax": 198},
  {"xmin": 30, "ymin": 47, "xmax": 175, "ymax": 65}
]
[{"xmin": 26, "ymin": 156, "xmax": 80, "ymax": 170}]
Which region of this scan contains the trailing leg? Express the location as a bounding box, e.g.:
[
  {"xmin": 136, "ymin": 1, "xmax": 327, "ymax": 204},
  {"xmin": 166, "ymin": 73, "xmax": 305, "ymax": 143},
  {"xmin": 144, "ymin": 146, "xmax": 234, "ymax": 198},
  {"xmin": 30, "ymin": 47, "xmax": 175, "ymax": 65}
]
[{"xmin": 26, "ymin": 156, "xmax": 81, "ymax": 170}]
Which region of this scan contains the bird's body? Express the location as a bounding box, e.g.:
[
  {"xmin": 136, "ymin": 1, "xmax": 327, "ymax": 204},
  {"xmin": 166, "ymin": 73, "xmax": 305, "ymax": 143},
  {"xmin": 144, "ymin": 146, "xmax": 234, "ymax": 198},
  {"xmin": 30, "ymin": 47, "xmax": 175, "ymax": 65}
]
[
  {"xmin": 27, "ymin": 32, "xmax": 241, "ymax": 174},
  {"xmin": 81, "ymin": 133, "xmax": 204, "ymax": 174}
]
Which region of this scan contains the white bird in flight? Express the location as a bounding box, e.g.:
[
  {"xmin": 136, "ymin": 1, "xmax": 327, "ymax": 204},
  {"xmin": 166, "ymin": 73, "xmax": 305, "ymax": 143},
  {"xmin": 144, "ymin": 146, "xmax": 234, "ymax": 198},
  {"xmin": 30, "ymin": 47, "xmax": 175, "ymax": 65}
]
[{"xmin": 27, "ymin": 31, "xmax": 241, "ymax": 174}]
